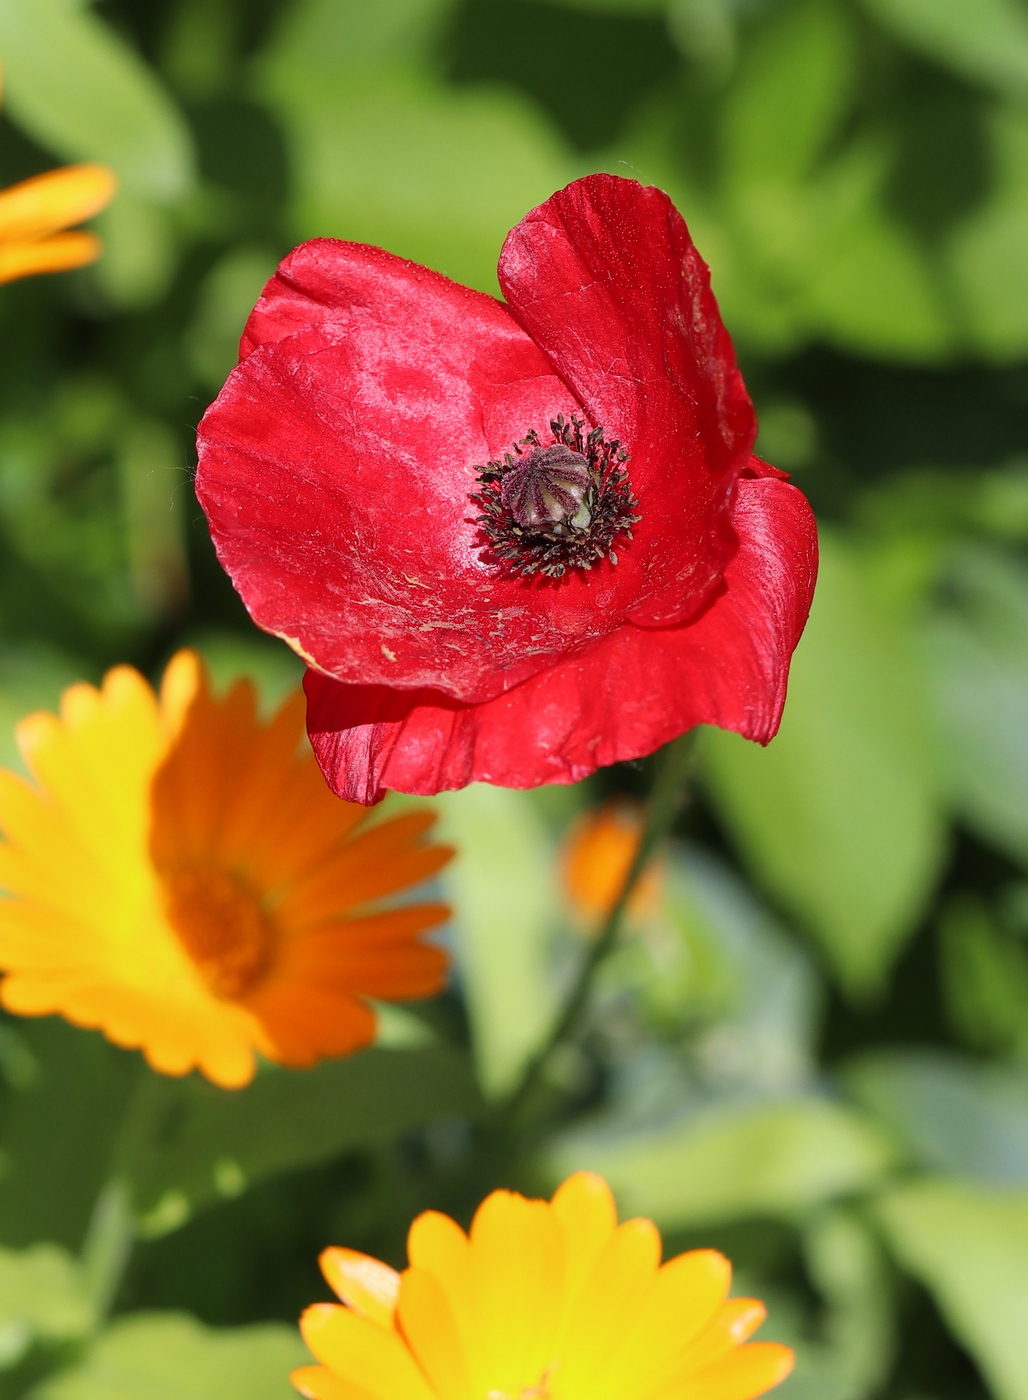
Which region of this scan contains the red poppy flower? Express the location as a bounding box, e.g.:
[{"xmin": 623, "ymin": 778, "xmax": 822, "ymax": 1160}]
[{"xmin": 196, "ymin": 175, "xmax": 817, "ymax": 804}]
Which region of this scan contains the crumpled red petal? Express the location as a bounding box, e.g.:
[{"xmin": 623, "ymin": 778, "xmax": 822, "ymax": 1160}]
[
  {"xmin": 196, "ymin": 176, "xmax": 760, "ymax": 704},
  {"xmin": 197, "ymin": 240, "xmax": 590, "ymax": 703},
  {"xmin": 499, "ymin": 175, "xmax": 756, "ymax": 630},
  {"xmin": 305, "ymin": 476, "xmax": 817, "ymax": 803}
]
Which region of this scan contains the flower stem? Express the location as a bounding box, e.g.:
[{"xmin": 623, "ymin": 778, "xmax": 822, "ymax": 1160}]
[
  {"xmin": 81, "ymin": 1060, "xmax": 177, "ymax": 1324},
  {"xmin": 502, "ymin": 728, "xmax": 699, "ymax": 1134}
]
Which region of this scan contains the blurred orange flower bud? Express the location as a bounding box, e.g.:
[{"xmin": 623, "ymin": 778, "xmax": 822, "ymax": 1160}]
[{"xmin": 561, "ymin": 798, "xmax": 662, "ymax": 927}]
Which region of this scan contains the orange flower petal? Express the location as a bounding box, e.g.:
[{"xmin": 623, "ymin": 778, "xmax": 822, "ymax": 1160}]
[
  {"xmin": 0, "ymin": 650, "xmax": 451, "ymax": 1087},
  {"xmin": 0, "ymin": 163, "xmax": 115, "ymax": 243},
  {"xmin": 0, "ymin": 231, "xmax": 102, "ymax": 284}
]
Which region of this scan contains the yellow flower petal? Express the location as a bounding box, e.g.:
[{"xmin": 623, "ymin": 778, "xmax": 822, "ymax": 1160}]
[
  {"xmin": 301, "ymin": 1304, "xmax": 436, "ymax": 1400},
  {"xmin": 320, "ymin": 1248, "xmax": 399, "ymax": 1329},
  {"xmin": 551, "ymin": 1171, "xmax": 618, "ymax": 1307},
  {"xmin": 398, "ymin": 1267, "xmax": 471, "ymax": 1400},
  {"xmin": 556, "ymin": 1218, "xmax": 661, "ymax": 1400},
  {"xmin": 0, "ymin": 163, "xmax": 116, "ymax": 243},
  {"xmin": 298, "ymin": 1175, "xmax": 794, "ymax": 1400},
  {"xmin": 468, "ymin": 1192, "xmax": 565, "ymax": 1400},
  {"xmin": 653, "ymin": 1344, "xmax": 795, "ymax": 1400}
]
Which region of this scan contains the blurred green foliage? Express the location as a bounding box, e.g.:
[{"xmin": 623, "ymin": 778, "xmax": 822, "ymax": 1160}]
[{"xmin": 0, "ymin": 0, "xmax": 1026, "ymax": 1397}]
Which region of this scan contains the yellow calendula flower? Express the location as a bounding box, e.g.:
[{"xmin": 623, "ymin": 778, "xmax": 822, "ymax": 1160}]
[
  {"xmin": 0, "ymin": 651, "xmax": 453, "ymax": 1087},
  {"xmin": 293, "ymin": 1172, "xmax": 793, "ymax": 1400},
  {"xmin": 0, "ymin": 158, "xmax": 116, "ymax": 284}
]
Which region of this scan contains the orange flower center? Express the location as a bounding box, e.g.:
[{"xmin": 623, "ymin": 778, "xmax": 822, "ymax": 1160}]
[{"xmin": 163, "ymin": 867, "xmax": 274, "ymax": 998}]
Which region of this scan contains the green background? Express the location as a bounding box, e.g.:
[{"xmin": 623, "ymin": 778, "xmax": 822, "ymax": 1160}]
[{"xmin": 0, "ymin": 0, "xmax": 1026, "ymax": 1397}]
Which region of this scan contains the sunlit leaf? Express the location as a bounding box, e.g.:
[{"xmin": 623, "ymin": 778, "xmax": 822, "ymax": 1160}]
[
  {"xmin": 432, "ymin": 785, "xmax": 561, "ymax": 1097},
  {"xmin": 0, "ymin": 0, "xmax": 194, "ymax": 199},
  {"xmin": 550, "ymin": 1096, "xmax": 893, "ymax": 1229},
  {"xmin": 876, "ymin": 1180, "xmax": 1028, "ymax": 1400},
  {"xmin": 846, "ymin": 1049, "xmax": 1028, "ymax": 1184},
  {"xmin": 701, "ymin": 534, "xmax": 946, "ymax": 997},
  {"xmin": 36, "ymin": 1312, "xmax": 308, "ymax": 1400},
  {"xmin": 927, "ymin": 547, "xmax": 1028, "ymax": 863},
  {"xmin": 255, "ymin": 0, "xmax": 572, "ymax": 294},
  {"xmin": 765, "ymin": 1209, "xmax": 895, "ymax": 1400},
  {"xmin": 0, "ymin": 0, "xmax": 194, "ymax": 306},
  {"xmin": 0, "ymin": 1243, "xmax": 92, "ymax": 1370},
  {"xmin": 720, "ymin": 0, "xmax": 858, "ymax": 191},
  {"xmin": 657, "ymin": 845, "xmax": 821, "ymax": 1093},
  {"xmin": 862, "ymin": 0, "xmax": 1028, "ymax": 99},
  {"xmin": 185, "ymin": 247, "xmax": 279, "ymax": 392},
  {"xmin": 947, "ymin": 104, "xmax": 1028, "ymax": 358}
]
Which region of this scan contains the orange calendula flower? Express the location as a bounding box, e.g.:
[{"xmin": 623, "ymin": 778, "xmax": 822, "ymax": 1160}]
[
  {"xmin": 0, "ymin": 159, "xmax": 116, "ymax": 284},
  {"xmin": 293, "ymin": 1171, "xmax": 794, "ymax": 1400},
  {"xmin": 562, "ymin": 800, "xmax": 661, "ymax": 927},
  {"xmin": 0, "ymin": 651, "xmax": 453, "ymax": 1087}
]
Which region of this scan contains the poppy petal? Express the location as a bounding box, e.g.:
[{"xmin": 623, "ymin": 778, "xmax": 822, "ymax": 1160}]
[
  {"xmin": 196, "ymin": 238, "xmax": 658, "ymax": 705},
  {"xmin": 499, "ymin": 174, "xmax": 757, "ymax": 630},
  {"xmin": 305, "ymin": 476, "xmax": 817, "ymax": 802}
]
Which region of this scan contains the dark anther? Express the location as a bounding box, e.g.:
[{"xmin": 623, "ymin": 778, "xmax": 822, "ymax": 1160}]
[{"xmin": 470, "ymin": 415, "xmax": 640, "ymax": 580}]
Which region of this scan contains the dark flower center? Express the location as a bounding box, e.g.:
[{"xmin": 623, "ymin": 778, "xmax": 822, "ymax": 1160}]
[{"xmin": 471, "ymin": 415, "xmax": 640, "ymax": 580}]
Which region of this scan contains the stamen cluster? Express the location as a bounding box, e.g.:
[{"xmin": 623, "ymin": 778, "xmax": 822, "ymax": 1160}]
[{"xmin": 471, "ymin": 415, "xmax": 640, "ymax": 579}]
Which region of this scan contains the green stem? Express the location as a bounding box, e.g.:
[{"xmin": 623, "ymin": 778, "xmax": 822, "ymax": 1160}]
[
  {"xmin": 502, "ymin": 728, "xmax": 699, "ymax": 1133},
  {"xmin": 81, "ymin": 1060, "xmax": 176, "ymax": 1325}
]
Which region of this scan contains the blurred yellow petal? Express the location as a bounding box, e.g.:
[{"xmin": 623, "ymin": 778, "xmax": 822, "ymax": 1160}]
[
  {"xmin": 0, "ymin": 230, "xmax": 103, "ymax": 283},
  {"xmin": 0, "ymin": 163, "xmax": 115, "ymax": 242},
  {"xmin": 320, "ymin": 1249, "xmax": 400, "ymax": 1328},
  {"xmin": 299, "ymin": 1175, "xmax": 792, "ymax": 1400},
  {"xmin": 397, "ymin": 1268, "xmax": 471, "ymax": 1400},
  {"xmin": 0, "ymin": 163, "xmax": 116, "ymax": 244},
  {"xmin": 0, "ymin": 651, "xmax": 452, "ymax": 1087},
  {"xmin": 301, "ymin": 1304, "xmax": 435, "ymax": 1400},
  {"xmin": 551, "ymin": 1171, "xmax": 618, "ymax": 1308}
]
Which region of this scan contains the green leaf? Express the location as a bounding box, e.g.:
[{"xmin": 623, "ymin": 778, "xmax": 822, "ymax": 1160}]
[
  {"xmin": 132, "ymin": 1047, "xmax": 479, "ymax": 1237},
  {"xmin": 35, "ymin": 1312, "xmax": 308, "ymax": 1400},
  {"xmin": 550, "ymin": 1096, "xmax": 894, "ymax": 1229},
  {"xmin": 720, "ymin": 0, "xmax": 858, "ymax": 192},
  {"xmin": 845, "ymin": 1049, "xmax": 1028, "ymax": 1183},
  {"xmin": 256, "ymin": 0, "xmax": 572, "ymax": 295},
  {"xmin": 926, "ymin": 547, "xmax": 1028, "ymax": 863},
  {"xmin": 861, "ymin": 0, "xmax": 1028, "ymax": 99},
  {"xmin": 651, "ymin": 845, "xmax": 821, "ymax": 1090},
  {"xmin": 876, "ymin": 1180, "xmax": 1028, "ymax": 1400},
  {"xmin": 937, "ymin": 895, "xmax": 1028, "ymax": 1055},
  {"xmin": 0, "ymin": 0, "xmax": 194, "ymax": 200},
  {"xmin": 185, "ymin": 248, "xmax": 280, "ymax": 392},
  {"xmin": 0, "ymin": 1244, "xmax": 93, "ymax": 1370},
  {"xmin": 947, "ymin": 104, "xmax": 1028, "ymax": 359},
  {"xmin": 432, "ymin": 786, "xmax": 561, "ymax": 1097},
  {"xmin": 766, "ymin": 1209, "xmax": 895, "ymax": 1400},
  {"xmin": 184, "ymin": 630, "xmax": 304, "ymax": 714},
  {"xmin": 0, "ymin": 645, "xmax": 86, "ymax": 774},
  {"xmin": 0, "ymin": 0, "xmax": 195, "ymax": 307},
  {"xmin": 701, "ymin": 533, "xmax": 946, "ymax": 997},
  {"xmin": 0, "ymin": 1020, "xmax": 137, "ymax": 1251}
]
